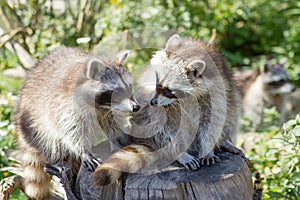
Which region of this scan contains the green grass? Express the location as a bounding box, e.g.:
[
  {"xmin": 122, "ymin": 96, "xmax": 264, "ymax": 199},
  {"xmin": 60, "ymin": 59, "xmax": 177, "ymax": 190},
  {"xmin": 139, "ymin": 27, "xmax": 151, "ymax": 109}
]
[{"xmin": 0, "ymin": 72, "xmax": 23, "ymax": 94}]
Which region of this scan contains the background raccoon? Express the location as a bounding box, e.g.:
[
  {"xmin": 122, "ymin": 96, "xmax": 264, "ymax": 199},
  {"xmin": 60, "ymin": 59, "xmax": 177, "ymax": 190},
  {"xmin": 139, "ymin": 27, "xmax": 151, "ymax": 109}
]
[
  {"xmin": 235, "ymin": 59, "xmax": 296, "ymax": 127},
  {"xmin": 93, "ymin": 35, "xmax": 245, "ymax": 186},
  {"xmin": 14, "ymin": 47, "xmax": 139, "ymax": 199}
]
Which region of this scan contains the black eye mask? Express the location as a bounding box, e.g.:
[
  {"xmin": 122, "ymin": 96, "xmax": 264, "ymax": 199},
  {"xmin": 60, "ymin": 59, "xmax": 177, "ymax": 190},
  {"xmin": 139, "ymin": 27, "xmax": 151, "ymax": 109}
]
[
  {"xmin": 162, "ymin": 87, "xmax": 177, "ymax": 99},
  {"xmin": 95, "ymin": 90, "xmax": 113, "ymax": 106}
]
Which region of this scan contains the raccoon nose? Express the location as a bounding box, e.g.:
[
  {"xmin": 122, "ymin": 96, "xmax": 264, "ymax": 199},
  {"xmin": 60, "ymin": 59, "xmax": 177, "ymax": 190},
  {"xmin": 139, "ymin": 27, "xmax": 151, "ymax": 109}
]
[
  {"xmin": 132, "ymin": 104, "xmax": 141, "ymax": 112},
  {"xmin": 150, "ymin": 98, "xmax": 158, "ymax": 106}
]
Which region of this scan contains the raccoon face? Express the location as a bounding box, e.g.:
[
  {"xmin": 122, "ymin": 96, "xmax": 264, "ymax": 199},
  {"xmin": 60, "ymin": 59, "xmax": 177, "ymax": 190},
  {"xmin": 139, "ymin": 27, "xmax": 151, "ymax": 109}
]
[
  {"xmin": 261, "ymin": 63, "xmax": 295, "ymax": 95},
  {"xmin": 77, "ymin": 50, "xmax": 140, "ymax": 113},
  {"xmin": 150, "ymin": 35, "xmax": 207, "ymax": 109},
  {"xmin": 150, "ymin": 83, "xmax": 178, "ymax": 108},
  {"xmin": 150, "ymin": 70, "xmax": 194, "ymax": 109}
]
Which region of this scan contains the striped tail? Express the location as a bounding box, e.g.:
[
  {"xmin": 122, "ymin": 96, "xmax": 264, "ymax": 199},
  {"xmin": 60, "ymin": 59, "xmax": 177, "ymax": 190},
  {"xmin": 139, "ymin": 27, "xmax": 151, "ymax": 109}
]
[
  {"xmin": 22, "ymin": 151, "xmax": 52, "ymax": 200},
  {"xmin": 93, "ymin": 144, "xmax": 156, "ymax": 186}
]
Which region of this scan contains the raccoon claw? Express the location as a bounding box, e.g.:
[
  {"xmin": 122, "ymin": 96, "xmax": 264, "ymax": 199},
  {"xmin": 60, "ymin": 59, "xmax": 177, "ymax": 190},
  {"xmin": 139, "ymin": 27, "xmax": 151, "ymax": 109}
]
[
  {"xmin": 199, "ymin": 154, "xmax": 221, "ymax": 166},
  {"xmin": 223, "ymin": 146, "xmax": 246, "ymax": 161},
  {"xmin": 44, "ymin": 162, "xmax": 73, "ymax": 185},
  {"xmin": 44, "ymin": 163, "xmax": 59, "ymax": 176},
  {"xmin": 177, "ymin": 153, "xmax": 201, "ymax": 170},
  {"xmin": 221, "ymin": 140, "xmax": 246, "ymax": 161},
  {"xmin": 82, "ymin": 158, "xmax": 102, "ymax": 172},
  {"xmin": 185, "ymin": 157, "xmax": 201, "ymax": 170},
  {"xmin": 82, "ymin": 152, "xmax": 102, "ymax": 172}
]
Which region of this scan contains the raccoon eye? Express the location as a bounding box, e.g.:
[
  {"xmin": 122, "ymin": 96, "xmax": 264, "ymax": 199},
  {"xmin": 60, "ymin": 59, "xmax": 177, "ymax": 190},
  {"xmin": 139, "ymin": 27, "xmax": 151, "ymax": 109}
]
[
  {"xmin": 95, "ymin": 90, "xmax": 113, "ymax": 105},
  {"xmin": 163, "ymin": 88, "xmax": 177, "ymax": 99},
  {"xmin": 268, "ymin": 79, "xmax": 286, "ymax": 86}
]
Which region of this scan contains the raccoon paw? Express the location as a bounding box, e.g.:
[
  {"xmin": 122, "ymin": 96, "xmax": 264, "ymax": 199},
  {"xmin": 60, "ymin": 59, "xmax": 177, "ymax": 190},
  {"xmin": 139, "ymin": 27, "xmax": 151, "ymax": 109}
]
[
  {"xmin": 93, "ymin": 164, "xmax": 122, "ymax": 186},
  {"xmin": 177, "ymin": 153, "xmax": 201, "ymax": 170},
  {"xmin": 82, "ymin": 157, "xmax": 102, "ymax": 172},
  {"xmin": 199, "ymin": 152, "xmax": 221, "ymax": 166},
  {"xmin": 44, "ymin": 162, "xmax": 73, "ymax": 186},
  {"xmin": 82, "ymin": 151, "xmax": 102, "ymax": 172},
  {"xmin": 220, "ymin": 140, "xmax": 246, "ymax": 161}
]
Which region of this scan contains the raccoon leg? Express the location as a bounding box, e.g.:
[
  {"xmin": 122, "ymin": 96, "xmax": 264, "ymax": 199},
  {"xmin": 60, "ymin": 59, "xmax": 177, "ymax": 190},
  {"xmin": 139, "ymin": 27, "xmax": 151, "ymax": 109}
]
[
  {"xmin": 199, "ymin": 150, "xmax": 221, "ymax": 166},
  {"xmin": 197, "ymin": 136, "xmax": 221, "ymax": 166},
  {"xmin": 177, "ymin": 152, "xmax": 201, "ymax": 170},
  {"xmin": 22, "ymin": 151, "xmax": 52, "ymax": 200},
  {"xmin": 220, "ymin": 140, "xmax": 246, "ymax": 160}
]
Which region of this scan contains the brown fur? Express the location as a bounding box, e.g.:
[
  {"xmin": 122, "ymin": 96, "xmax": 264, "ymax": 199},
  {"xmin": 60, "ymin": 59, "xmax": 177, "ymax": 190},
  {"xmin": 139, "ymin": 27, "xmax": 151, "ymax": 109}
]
[
  {"xmin": 14, "ymin": 47, "xmax": 135, "ymax": 199},
  {"xmin": 236, "ymin": 63, "xmax": 295, "ymax": 127},
  {"xmin": 94, "ymin": 144, "xmax": 155, "ymax": 185},
  {"xmin": 94, "ymin": 35, "xmax": 244, "ymax": 185},
  {"xmin": 235, "ymin": 69, "xmax": 260, "ymax": 97}
]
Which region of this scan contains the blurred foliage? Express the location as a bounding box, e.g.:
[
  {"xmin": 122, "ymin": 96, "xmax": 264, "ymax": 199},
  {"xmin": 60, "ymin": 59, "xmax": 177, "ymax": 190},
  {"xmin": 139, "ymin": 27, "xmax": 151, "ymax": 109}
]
[
  {"xmin": 0, "ymin": 72, "xmax": 22, "ymax": 196},
  {"xmin": 0, "ymin": 0, "xmax": 300, "ymax": 199},
  {"xmin": 0, "ymin": 0, "xmax": 300, "ymax": 72},
  {"xmin": 245, "ymin": 112, "xmax": 300, "ymax": 199}
]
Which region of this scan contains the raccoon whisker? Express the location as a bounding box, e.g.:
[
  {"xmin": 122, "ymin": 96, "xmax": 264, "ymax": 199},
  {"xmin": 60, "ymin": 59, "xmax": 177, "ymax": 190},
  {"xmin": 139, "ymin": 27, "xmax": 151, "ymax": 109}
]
[
  {"xmin": 172, "ymin": 101, "xmax": 194, "ymax": 120},
  {"xmin": 102, "ymin": 109, "xmax": 113, "ymax": 120},
  {"xmin": 110, "ymin": 108, "xmax": 125, "ymax": 113},
  {"xmin": 170, "ymin": 102, "xmax": 178, "ymax": 110}
]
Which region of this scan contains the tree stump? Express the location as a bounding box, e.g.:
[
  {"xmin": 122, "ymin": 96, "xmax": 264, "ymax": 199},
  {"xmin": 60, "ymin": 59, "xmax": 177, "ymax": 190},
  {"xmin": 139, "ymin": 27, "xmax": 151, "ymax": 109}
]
[
  {"xmin": 76, "ymin": 151, "xmax": 253, "ymax": 200},
  {"xmin": 0, "ymin": 175, "xmax": 23, "ymax": 200},
  {"xmin": 124, "ymin": 152, "xmax": 253, "ymax": 200},
  {"xmin": 0, "ymin": 142, "xmax": 253, "ymax": 199}
]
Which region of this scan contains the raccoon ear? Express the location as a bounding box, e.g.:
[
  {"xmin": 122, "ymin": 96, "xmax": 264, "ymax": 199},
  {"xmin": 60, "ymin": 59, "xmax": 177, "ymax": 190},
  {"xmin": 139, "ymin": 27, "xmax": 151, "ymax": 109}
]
[
  {"xmin": 165, "ymin": 34, "xmax": 181, "ymax": 50},
  {"xmin": 116, "ymin": 50, "xmax": 130, "ymax": 66},
  {"xmin": 86, "ymin": 59, "xmax": 106, "ymax": 80},
  {"xmin": 185, "ymin": 60, "xmax": 206, "ymax": 78},
  {"xmin": 261, "ymin": 62, "xmax": 271, "ymax": 73}
]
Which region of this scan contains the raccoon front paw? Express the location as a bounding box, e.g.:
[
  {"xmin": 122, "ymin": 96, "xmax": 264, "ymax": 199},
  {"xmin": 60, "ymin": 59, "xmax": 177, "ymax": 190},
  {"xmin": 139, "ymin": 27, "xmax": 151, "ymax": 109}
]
[
  {"xmin": 199, "ymin": 152, "xmax": 221, "ymax": 166},
  {"xmin": 82, "ymin": 151, "xmax": 102, "ymax": 172},
  {"xmin": 225, "ymin": 146, "xmax": 246, "ymax": 161},
  {"xmin": 82, "ymin": 157, "xmax": 102, "ymax": 172},
  {"xmin": 220, "ymin": 140, "xmax": 246, "ymax": 161},
  {"xmin": 177, "ymin": 153, "xmax": 201, "ymax": 170},
  {"xmin": 93, "ymin": 164, "xmax": 122, "ymax": 186},
  {"xmin": 44, "ymin": 162, "xmax": 73, "ymax": 186}
]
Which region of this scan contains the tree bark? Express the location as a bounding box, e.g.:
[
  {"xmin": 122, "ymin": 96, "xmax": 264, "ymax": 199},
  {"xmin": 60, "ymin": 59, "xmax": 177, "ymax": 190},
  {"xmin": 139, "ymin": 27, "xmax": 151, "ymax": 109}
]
[
  {"xmin": 1, "ymin": 147, "xmax": 253, "ymax": 200},
  {"xmin": 0, "ymin": 175, "xmax": 23, "ymax": 200},
  {"xmin": 77, "ymin": 152, "xmax": 253, "ymax": 200}
]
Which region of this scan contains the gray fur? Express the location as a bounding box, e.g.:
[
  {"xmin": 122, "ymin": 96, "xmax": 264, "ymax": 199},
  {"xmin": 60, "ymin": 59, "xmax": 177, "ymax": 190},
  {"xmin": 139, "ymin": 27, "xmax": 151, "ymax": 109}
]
[
  {"xmin": 131, "ymin": 35, "xmax": 243, "ymax": 170},
  {"xmin": 238, "ymin": 61, "xmax": 296, "ymax": 127},
  {"xmin": 14, "ymin": 47, "xmax": 136, "ymax": 199}
]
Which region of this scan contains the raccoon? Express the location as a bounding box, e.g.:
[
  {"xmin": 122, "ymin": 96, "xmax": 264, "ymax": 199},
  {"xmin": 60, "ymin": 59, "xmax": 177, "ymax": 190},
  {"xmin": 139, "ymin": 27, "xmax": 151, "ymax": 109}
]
[
  {"xmin": 285, "ymin": 88, "xmax": 300, "ymax": 120},
  {"xmin": 93, "ymin": 35, "xmax": 245, "ymax": 186},
  {"xmin": 236, "ymin": 59, "xmax": 296, "ymax": 127},
  {"xmin": 14, "ymin": 47, "xmax": 140, "ymax": 200}
]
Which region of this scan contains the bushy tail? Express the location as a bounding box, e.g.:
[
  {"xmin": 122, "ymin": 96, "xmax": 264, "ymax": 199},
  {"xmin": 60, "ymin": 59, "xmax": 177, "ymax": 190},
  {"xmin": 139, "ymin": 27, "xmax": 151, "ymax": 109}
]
[
  {"xmin": 22, "ymin": 151, "xmax": 52, "ymax": 200},
  {"xmin": 93, "ymin": 144, "xmax": 156, "ymax": 186}
]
